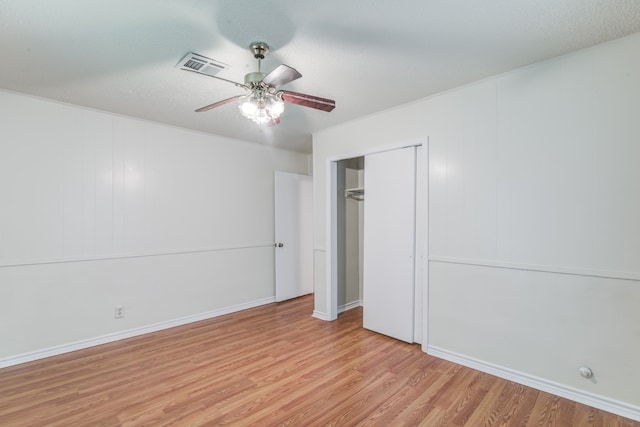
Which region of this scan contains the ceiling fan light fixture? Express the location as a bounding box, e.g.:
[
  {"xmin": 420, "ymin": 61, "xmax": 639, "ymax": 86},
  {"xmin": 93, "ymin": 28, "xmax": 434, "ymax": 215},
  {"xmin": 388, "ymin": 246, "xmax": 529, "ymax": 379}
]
[
  {"xmin": 265, "ymin": 94, "xmax": 285, "ymax": 116},
  {"xmin": 238, "ymin": 94, "xmax": 258, "ymax": 116},
  {"xmin": 238, "ymin": 90, "xmax": 284, "ymax": 125}
]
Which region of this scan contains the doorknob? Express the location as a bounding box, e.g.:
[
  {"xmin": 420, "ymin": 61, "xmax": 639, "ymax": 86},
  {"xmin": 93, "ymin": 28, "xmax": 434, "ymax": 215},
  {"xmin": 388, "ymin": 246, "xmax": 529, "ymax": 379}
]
[{"xmin": 275, "ymin": 242, "xmax": 284, "ymax": 248}]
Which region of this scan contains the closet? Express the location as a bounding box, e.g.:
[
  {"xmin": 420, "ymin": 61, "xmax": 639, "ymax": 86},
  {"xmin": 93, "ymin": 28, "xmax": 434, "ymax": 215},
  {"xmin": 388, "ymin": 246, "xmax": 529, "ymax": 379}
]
[
  {"xmin": 335, "ymin": 145, "xmax": 424, "ymax": 344},
  {"xmin": 336, "ymin": 157, "xmax": 364, "ymax": 313}
]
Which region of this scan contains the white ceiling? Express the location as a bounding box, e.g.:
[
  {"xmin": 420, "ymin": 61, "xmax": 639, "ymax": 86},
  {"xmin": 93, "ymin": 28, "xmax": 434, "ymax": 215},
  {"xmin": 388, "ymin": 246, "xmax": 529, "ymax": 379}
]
[{"xmin": 1, "ymin": 1, "xmax": 639, "ymax": 153}]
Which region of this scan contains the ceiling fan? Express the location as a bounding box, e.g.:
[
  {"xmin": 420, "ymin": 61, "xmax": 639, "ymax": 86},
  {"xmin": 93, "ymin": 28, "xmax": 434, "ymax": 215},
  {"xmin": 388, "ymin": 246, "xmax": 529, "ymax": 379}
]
[{"xmin": 192, "ymin": 41, "xmax": 335, "ymax": 126}]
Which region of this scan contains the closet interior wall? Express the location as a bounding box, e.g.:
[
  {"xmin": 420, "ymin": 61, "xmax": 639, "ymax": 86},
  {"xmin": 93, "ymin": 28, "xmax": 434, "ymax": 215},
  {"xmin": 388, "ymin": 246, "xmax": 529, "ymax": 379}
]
[{"xmin": 337, "ymin": 157, "xmax": 364, "ymax": 312}]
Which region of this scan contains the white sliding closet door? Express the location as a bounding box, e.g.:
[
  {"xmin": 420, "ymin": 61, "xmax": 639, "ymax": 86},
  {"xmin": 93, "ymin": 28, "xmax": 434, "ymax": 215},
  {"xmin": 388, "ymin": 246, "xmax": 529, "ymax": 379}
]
[{"xmin": 363, "ymin": 146, "xmax": 416, "ymax": 343}]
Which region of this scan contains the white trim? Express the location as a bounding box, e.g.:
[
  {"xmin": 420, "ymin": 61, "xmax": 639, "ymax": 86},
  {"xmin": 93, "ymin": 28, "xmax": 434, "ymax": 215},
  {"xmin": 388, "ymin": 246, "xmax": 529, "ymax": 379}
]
[
  {"xmin": 421, "ymin": 140, "xmax": 430, "ymax": 350},
  {"xmin": 338, "ymin": 300, "xmax": 362, "ymax": 314},
  {"xmin": 429, "ymin": 256, "xmax": 640, "ymax": 282},
  {"xmin": 0, "ymin": 243, "xmax": 275, "ymax": 269},
  {"xmin": 312, "ymin": 310, "xmax": 329, "ymax": 321},
  {"xmin": 0, "ymin": 297, "xmax": 275, "ymax": 369},
  {"xmin": 427, "ymin": 346, "xmax": 640, "ymax": 422},
  {"xmin": 326, "ymin": 161, "xmax": 338, "ymax": 321},
  {"xmin": 325, "ymin": 140, "xmax": 424, "ymax": 163}
]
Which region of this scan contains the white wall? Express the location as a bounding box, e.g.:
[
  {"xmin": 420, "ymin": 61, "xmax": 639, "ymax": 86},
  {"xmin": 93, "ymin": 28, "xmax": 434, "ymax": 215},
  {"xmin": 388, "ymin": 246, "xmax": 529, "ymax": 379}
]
[
  {"xmin": 0, "ymin": 90, "xmax": 308, "ymax": 364},
  {"xmin": 312, "ymin": 32, "xmax": 640, "ymax": 417}
]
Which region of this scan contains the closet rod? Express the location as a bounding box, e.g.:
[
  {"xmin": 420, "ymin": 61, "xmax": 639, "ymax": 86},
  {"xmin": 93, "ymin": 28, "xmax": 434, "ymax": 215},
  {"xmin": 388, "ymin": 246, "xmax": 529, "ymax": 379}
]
[{"xmin": 344, "ymin": 187, "xmax": 364, "ymax": 201}]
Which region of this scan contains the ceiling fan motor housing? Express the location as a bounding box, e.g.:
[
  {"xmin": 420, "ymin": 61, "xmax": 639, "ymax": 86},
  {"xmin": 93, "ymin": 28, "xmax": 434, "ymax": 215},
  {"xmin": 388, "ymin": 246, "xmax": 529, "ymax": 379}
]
[{"xmin": 249, "ymin": 41, "xmax": 269, "ymax": 59}]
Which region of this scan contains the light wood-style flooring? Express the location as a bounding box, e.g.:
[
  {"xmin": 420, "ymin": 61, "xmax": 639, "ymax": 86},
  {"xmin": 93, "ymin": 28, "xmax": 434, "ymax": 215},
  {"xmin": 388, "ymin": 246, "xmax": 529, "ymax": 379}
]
[{"xmin": 0, "ymin": 295, "xmax": 637, "ymax": 426}]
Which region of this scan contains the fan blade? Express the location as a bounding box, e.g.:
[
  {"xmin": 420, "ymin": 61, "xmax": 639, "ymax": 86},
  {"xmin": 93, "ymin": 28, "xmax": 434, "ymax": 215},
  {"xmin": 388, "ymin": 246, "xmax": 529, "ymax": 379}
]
[
  {"xmin": 263, "ymin": 65, "xmax": 302, "ymax": 88},
  {"xmin": 182, "ymin": 68, "xmax": 248, "ymax": 89},
  {"xmin": 279, "ymin": 91, "xmax": 336, "ymax": 112},
  {"xmin": 195, "ymin": 95, "xmax": 242, "ymax": 112}
]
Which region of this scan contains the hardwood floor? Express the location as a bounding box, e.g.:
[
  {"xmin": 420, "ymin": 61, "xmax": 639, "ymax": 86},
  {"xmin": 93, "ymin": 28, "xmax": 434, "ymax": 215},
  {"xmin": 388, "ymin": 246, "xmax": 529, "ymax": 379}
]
[{"xmin": 0, "ymin": 295, "xmax": 637, "ymax": 426}]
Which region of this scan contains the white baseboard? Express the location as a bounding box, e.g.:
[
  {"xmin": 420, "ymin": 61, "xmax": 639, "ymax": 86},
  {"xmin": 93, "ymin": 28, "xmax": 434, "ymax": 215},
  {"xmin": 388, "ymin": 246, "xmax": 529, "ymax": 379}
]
[
  {"xmin": 427, "ymin": 346, "xmax": 640, "ymax": 422},
  {"xmin": 312, "ymin": 310, "xmax": 329, "ymax": 321},
  {"xmin": 0, "ymin": 297, "xmax": 276, "ymax": 369},
  {"xmin": 338, "ymin": 300, "xmax": 362, "ymax": 313},
  {"xmin": 312, "ymin": 300, "xmax": 361, "ymax": 321}
]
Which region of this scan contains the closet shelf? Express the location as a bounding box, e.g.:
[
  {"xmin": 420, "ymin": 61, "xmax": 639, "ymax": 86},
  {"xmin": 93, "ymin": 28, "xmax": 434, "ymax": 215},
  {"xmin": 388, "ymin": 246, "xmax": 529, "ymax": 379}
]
[{"xmin": 345, "ymin": 187, "xmax": 364, "ymax": 200}]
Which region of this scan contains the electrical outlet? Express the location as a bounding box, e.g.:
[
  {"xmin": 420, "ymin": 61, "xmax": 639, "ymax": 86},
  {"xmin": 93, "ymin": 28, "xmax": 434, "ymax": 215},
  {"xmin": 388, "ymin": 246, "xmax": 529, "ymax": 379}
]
[{"xmin": 114, "ymin": 305, "xmax": 124, "ymax": 319}]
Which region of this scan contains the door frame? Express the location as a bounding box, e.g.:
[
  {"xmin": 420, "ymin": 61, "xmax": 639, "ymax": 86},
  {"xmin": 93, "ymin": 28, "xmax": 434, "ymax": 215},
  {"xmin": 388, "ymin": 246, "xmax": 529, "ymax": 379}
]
[{"xmin": 325, "ymin": 138, "xmax": 429, "ymax": 347}]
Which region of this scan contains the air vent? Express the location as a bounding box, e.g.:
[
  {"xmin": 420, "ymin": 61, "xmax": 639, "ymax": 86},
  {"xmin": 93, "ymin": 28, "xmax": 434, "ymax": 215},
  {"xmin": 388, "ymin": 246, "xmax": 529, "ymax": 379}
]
[{"xmin": 177, "ymin": 52, "xmax": 228, "ymax": 77}]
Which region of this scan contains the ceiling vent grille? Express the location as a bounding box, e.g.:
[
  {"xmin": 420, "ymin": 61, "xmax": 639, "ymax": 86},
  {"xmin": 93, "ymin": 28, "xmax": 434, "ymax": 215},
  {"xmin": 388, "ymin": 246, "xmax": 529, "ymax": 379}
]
[{"xmin": 177, "ymin": 52, "xmax": 228, "ymax": 77}]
